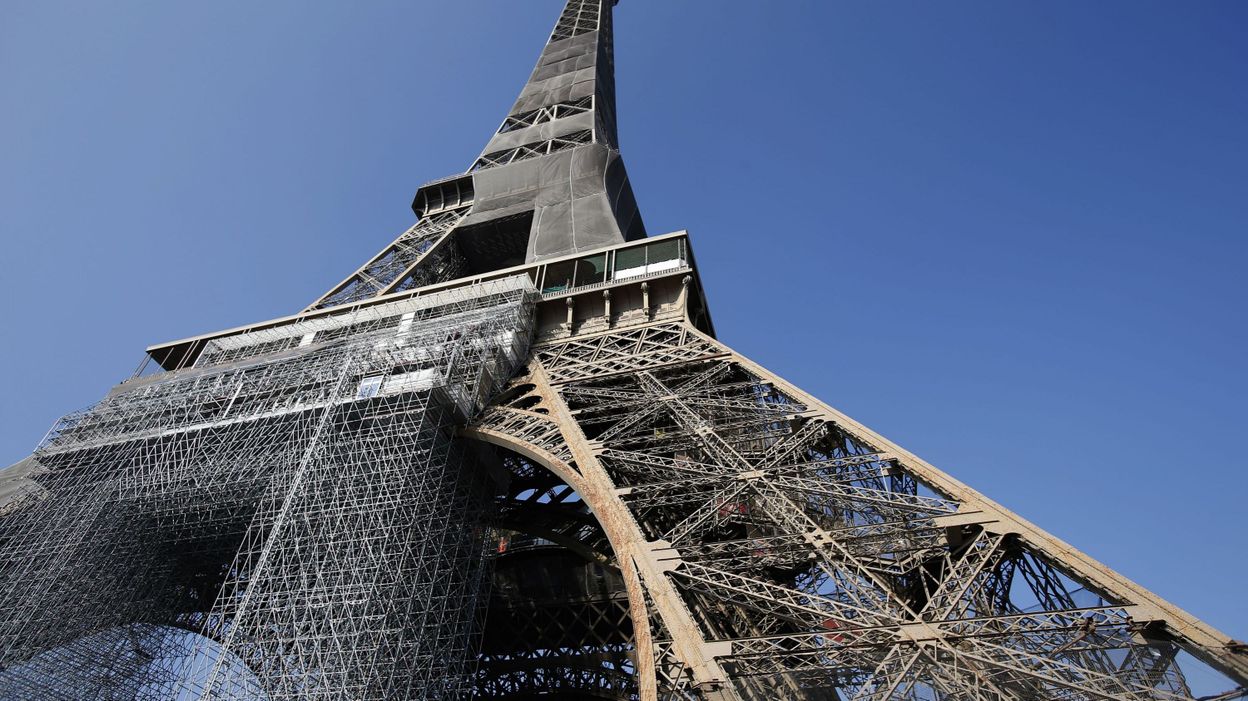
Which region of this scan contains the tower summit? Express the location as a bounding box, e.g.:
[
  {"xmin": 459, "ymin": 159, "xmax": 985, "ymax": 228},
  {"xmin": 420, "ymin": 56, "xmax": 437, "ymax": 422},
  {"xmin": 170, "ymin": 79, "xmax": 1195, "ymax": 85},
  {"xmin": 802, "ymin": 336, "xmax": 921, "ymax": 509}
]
[
  {"xmin": 2, "ymin": 2, "xmax": 1245, "ymax": 700},
  {"xmin": 307, "ymin": 0, "xmax": 642, "ymax": 313}
]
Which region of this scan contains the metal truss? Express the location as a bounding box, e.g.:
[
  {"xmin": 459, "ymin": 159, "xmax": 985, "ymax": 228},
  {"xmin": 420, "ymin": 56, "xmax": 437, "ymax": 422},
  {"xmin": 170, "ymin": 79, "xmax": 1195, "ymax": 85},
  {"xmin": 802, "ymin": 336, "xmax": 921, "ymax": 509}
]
[
  {"xmin": 307, "ymin": 208, "xmax": 469, "ymax": 311},
  {"xmin": 474, "ymin": 451, "xmax": 639, "ymax": 700},
  {"xmin": 468, "ymin": 318, "xmax": 1248, "ymax": 701},
  {"xmin": 550, "ymin": 0, "xmax": 601, "ymax": 42},
  {"xmin": 471, "ymin": 129, "xmax": 595, "ymax": 172},
  {"xmin": 498, "ymin": 96, "xmax": 595, "ymax": 134}
]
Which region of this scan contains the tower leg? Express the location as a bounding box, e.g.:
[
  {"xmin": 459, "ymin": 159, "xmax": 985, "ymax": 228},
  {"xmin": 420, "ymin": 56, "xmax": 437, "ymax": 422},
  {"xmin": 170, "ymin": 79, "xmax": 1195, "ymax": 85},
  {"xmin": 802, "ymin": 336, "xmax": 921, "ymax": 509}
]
[{"xmin": 472, "ymin": 319, "xmax": 1248, "ymax": 700}]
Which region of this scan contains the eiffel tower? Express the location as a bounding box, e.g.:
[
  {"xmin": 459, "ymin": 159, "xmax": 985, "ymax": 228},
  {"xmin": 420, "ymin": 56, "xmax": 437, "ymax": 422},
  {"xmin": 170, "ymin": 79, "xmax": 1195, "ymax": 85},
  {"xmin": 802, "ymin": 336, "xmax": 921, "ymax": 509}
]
[{"xmin": 1, "ymin": 1, "xmax": 1244, "ymax": 700}]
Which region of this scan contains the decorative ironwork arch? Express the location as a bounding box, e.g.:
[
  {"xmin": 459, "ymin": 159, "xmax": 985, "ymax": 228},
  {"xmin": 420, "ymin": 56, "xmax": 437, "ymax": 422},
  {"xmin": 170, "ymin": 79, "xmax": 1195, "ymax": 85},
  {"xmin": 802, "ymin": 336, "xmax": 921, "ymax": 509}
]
[{"xmin": 464, "ymin": 378, "xmax": 663, "ymax": 701}]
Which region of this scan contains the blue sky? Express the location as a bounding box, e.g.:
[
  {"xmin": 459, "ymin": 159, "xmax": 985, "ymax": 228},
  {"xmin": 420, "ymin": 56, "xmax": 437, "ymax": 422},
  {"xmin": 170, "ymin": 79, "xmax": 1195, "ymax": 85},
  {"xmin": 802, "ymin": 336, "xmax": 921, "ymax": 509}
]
[{"xmin": 2, "ymin": 0, "xmax": 1245, "ymax": 661}]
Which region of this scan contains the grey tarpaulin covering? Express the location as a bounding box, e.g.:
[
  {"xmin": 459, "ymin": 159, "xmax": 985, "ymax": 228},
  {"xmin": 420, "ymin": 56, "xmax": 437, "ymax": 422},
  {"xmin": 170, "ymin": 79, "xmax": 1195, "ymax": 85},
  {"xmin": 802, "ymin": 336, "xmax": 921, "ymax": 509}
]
[
  {"xmin": 464, "ymin": 144, "xmax": 643, "ymax": 262},
  {"xmin": 421, "ymin": 0, "xmax": 645, "ymax": 267}
]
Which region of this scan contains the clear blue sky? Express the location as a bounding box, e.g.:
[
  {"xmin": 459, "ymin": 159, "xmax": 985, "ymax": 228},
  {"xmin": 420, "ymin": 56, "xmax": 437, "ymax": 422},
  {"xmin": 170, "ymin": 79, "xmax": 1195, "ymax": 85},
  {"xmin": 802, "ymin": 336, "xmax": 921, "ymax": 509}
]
[{"xmin": 2, "ymin": 0, "xmax": 1245, "ymax": 656}]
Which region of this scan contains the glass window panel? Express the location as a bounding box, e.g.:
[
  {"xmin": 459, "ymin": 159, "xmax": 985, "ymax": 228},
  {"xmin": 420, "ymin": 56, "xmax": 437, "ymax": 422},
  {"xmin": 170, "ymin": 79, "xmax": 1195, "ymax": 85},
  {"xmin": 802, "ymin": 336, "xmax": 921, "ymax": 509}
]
[
  {"xmin": 646, "ymin": 239, "xmax": 681, "ymax": 264},
  {"xmin": 574, "ymin": 254, "xmax": 606, "ymax": 287},
  {"xmin": 542, "ymin": 260, "xmax": 576, "ymax": 293},
  {"xmin": 613, "ymin": 246, "xmax": 647, "ymax": 279}
]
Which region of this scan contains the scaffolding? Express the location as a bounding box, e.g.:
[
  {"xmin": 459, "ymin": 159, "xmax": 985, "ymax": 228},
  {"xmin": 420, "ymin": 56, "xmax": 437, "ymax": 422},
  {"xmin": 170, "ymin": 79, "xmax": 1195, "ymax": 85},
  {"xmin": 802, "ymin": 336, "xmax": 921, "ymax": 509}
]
[{"xmin": 0, "ymin": 276, "xmax": 537, "ymax": 700}]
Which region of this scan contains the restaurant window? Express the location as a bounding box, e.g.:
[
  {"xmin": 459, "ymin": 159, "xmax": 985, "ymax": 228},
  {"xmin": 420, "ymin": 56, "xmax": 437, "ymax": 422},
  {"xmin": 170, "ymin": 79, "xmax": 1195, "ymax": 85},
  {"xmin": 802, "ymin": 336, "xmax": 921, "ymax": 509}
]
[{"xmin": 573, "ymin": 254, "xmax": 607, "ymax": 287}]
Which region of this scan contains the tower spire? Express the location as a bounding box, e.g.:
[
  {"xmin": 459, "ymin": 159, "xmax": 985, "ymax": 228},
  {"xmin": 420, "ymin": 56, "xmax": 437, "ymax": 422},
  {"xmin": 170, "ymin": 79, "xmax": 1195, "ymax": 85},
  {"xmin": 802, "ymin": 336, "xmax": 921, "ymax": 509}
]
[
  {"xmin": 478, "ymin": 0, "xmax": 621, "ymax": 158},
  {"xmin": 460, "ymin": 0, "xmax": 643, "ymax": 263},
  {"xmin": 309, "ymin": 0, "xmax": 642, "ymax": 312}
]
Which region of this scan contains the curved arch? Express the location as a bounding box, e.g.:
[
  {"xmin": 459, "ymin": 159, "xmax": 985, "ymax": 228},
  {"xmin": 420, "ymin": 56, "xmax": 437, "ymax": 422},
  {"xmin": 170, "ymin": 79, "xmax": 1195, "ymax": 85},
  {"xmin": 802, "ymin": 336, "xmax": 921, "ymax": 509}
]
[
  {"xmin": 462, "ymin": 425, "xmax": 659, "ymax": 701},
  {"xmin": 0, "ymin": 622, "xmax": 268, "ymax": 700}
]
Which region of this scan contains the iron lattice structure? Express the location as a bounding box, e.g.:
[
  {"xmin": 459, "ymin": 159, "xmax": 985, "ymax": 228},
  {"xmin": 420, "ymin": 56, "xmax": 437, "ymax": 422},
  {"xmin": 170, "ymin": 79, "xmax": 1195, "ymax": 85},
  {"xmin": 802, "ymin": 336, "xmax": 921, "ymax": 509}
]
[{"xmin": 1, "ymin": 1, "xmax": 1245, "ymax": 700}]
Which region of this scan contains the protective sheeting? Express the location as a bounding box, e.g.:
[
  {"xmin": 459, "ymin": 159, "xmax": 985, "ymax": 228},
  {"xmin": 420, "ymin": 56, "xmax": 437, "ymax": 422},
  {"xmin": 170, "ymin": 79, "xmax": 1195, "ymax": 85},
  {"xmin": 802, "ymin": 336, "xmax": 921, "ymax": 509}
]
[
  {"xmin": 508, "ymin": 66, "xmax": 598, "ymax": 120},
  {"xmin": 482, "ymin": 32, "xmax": 600, "ymax": 157},
  {"xmin": 0, "ymin": 456, "xmax": 46, "ymax": 518},
  {"xmin": 523, "ymin": 33, "xmax": 599, "ymax": 88},
  {"xmin": 485, "ymin": 111, "xmax": 595, "ymax": 153},
  {"xmin": 463, "ymin": 144, "xmax": 643, "ymax": 263}
]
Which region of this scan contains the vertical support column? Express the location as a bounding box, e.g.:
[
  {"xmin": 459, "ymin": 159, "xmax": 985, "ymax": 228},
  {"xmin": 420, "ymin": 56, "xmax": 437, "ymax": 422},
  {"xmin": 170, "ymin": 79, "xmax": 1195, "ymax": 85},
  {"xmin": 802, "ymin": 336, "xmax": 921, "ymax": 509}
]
[{"xmin": 527, "ymin": 362, "xmax": 740, "ymax": 701}]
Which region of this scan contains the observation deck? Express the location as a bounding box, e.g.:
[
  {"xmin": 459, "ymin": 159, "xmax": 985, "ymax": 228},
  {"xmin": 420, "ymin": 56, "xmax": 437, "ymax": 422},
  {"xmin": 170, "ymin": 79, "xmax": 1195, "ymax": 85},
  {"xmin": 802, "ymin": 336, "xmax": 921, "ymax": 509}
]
[{"xmin": 143, "ymin": 231, "xmax": 714, "ymax": 374}]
